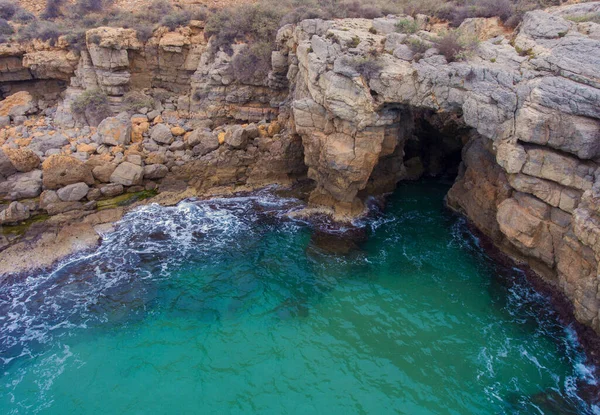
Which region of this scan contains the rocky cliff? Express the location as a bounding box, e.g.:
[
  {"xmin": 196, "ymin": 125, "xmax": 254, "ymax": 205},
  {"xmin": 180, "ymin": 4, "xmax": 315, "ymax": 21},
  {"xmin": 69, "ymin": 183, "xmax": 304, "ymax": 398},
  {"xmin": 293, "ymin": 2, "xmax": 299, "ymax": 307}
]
[
  {"xmin": 0, "ymin": 3, "xmax": 599, "ymax": 336},
  {"xmin": 275, "ymin": 2, "xmax": 600, "ymax": 334}
]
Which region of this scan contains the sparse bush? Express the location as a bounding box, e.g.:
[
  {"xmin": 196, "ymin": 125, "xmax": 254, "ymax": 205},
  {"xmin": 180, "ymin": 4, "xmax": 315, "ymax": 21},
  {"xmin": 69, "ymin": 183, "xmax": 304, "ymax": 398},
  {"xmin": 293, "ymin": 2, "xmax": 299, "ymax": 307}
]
[
  {"xmin": 13, "ymin": 9, "xmax": 35, "ymax": 23},
  {"xmin": 133, "ymin": 24, "xmax": 154, "ymax": 42},
  {"xmin": 566, "ymin": 13, "xmax": 600, "ymax": 24},
  {"xmin": 205, "ymin": 4, "xmax": 284, "ymax": 55},
  {"xmin": 123, "ymin": 91, "xmax": 154, "ymax": 112},
  {"xmin": 64, "ymin": 29, "xmax": 87, "ymax": 51},
  {"xmin": 396, "ymin": 18, "xmax": 419, "ymax": 34},
  {"xmin": 146, "ymin": 0, "xmax": 174, "ymax": 23},
  {"xmin": 0, "ymin": 18, "xmax": 13, "ymax": 37},
  {"xmin": 160, "ymin": 10, "xmax": 192, "ymax": 31},
  {"xmin": 352, "ymin": 57, "xmax": 383, "ymax": 79},
  {"xmin": 71, "ymin": 89, "xmax": 111, "ymax": 125},
  {"xmin": 404, "ymin": 38, "xmax": 430, "ymax": 54},
  {"xmin": 88, "ymin": 33, "xmax": 101, "ymax": 44},
  {"xmin": 280, "ymin": 5, "xmax": 329, "ymax": 26},
  {"xmin": 231, "ymin": 41, "xmax": 272, "ymax": 83},
  {"xmin": 0, "ymin": 1, "xmax": 17, "ymax": 20},
  {"xmin": 348, "ymin": 35, "xmax": 360, "ymax": 48},
  {"xmin": 475, "ymin": 0, "xmax": 514, "ymax": 22},
  {"xmin": 435, "ymin": 30, "xmax": 478, "ymax": 62},
  {"xmin": 75, "ymin": 0, "xmax": 106, "ymax": 15},
  {"xmin": 42, "ymin": 0, "xmax": 65, "ymax": 19},
  {"xmin": 18, "ymin": 21, "xmax": 63, "ymax": 46},
  {"xmin": 435, "ymin": 4, "xmax": 471, "ymax": 27}
]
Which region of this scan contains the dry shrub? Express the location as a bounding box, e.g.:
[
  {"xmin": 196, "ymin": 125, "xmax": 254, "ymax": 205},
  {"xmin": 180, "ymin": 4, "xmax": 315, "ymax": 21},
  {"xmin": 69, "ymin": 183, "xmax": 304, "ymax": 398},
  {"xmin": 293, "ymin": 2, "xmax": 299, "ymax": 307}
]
[
  {"xmin": 353, "ymin": 57, "xmax": 383, "ymax": 79},
  {"xmin": 76, "ymin": 0, "xmax": 108, "ymax": 15},
  {"xmin": 436, "ymin": 30, "xmax": 479, "ymax": 62},
  {"xmin": 0, "ymin": 18, "xmax": 12, "ymax": 37},
  {"xmin": 123, "ymin": 91, "xmax": 154, "ymax": 112},
  {"xmin": 42, "ymin": 0, "xmax": 65, "ymax": 19},
  {"xmin": 71, "ymin": 89, "xmax": 111, "ymax": 126},
  {"xmin": 18, "ymin": 20, "xmax": 63, "ymax": 45},
  {"xmin": 0, "ymin": 1, "xmax": 17, "ymax": 20},
  {"xmin": 232, "ymin": 42, "xmax": 273, "ymax": 83}
]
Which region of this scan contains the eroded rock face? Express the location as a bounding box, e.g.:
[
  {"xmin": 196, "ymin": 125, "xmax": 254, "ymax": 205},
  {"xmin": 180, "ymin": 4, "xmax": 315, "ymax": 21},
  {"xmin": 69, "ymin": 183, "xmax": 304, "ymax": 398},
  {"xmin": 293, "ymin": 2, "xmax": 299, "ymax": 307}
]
[
  {"xmin": 0, "ymin": 2, "xmax": 597, "ymax": 338},
  {"xmin": 275, "ymin": 4, "xmax": 600, "ymax": 334}
]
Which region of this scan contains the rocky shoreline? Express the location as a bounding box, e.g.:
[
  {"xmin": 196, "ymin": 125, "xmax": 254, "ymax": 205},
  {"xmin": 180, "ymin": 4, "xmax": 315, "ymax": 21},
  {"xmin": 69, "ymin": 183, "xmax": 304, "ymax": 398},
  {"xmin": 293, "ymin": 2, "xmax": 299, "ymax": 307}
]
[{"xmin": 0, "ymin": 2, "xmax": 599, "ymax": 342}]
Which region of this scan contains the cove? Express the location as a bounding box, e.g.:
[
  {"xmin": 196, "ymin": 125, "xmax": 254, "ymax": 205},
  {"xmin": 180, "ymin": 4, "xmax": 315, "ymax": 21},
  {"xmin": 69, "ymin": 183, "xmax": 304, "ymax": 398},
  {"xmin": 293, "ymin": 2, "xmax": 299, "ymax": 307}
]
[{"xmin": 0, "ymin": 181, "xmax": 598, "ymax": 414}]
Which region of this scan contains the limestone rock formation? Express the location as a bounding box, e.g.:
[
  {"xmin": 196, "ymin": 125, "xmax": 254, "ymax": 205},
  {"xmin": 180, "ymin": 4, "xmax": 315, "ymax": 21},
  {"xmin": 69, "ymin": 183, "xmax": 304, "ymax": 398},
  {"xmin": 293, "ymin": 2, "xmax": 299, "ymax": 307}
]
[{"xmin": 0, "ymin": 2, "xmax": 598, "ymax": 339}]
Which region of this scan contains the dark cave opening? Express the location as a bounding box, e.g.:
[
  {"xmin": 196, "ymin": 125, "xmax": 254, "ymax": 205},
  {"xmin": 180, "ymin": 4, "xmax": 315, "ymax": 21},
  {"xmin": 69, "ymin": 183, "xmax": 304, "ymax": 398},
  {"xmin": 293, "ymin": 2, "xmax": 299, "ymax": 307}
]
[{"xmin": 405, "ymin": 109, "xmax": 471, "ymax": 182}]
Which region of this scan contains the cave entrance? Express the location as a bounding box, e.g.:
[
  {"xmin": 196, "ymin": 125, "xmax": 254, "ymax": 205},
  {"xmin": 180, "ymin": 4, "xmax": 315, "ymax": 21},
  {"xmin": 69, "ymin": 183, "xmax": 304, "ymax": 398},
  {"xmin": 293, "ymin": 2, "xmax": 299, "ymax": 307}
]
[
  {"xmin": 404, "ymin": 109, "xmax": 470, "ymax": 182},
  {"xmin": 0, "ymin": 79, "xmax": 68, "ymax": 104},
  {"xmin": 362, "ymin": 108, "xmax": 471, "ymax": 202}
]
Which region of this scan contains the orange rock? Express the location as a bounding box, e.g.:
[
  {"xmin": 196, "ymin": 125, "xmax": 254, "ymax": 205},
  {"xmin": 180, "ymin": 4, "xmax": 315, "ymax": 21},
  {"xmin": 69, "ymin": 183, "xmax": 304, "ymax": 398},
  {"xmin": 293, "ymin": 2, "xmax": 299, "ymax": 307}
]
[
  {"xmin": 171, "ymin": 126, "xmax": 186, "ymax": 136},
  {"xmin": 2, "ymin": 146, "xmax": 40, "ymax": 172},
  {"xmin": 153, "ymin": 115, "xmax": 163, "ymax": 125},
  {"xmin": 131, "ymin": 121, "xmax": 150, "ymax": 143},
  {"xmin": 124, "ymin": 143, "xmax": 143, "ymax": 156},
  {"xmin": 77, "ymin": 143, "xmax": 96, "ymax": 154},
  {"xmin": 131, "ymin": 116, "xmax": 148, "ymax": 124},
  {"xmin": 110, "ymin": 146, "xmax": 124, "ymax": 155},
  {"xmin": 0, "ymin": 91, "xmax": 36, "ymax": 117},
  {"xmin": 42, "ymin": 154, "xmax": 95, "ymax": 189},
  {"xmin": 14, "ymin": 138, "xmax": 32, "ymax": 147},
  {"xmin": 267, "ymin": 121, "xmax": 281, "ymax": 136},
  {"xmin": 217, "ymin": 132, "xmax": 226, "ymax": 145},
  {"xmin": 257, "ymin": 125, "xmax": 269, "ymax": 138}
]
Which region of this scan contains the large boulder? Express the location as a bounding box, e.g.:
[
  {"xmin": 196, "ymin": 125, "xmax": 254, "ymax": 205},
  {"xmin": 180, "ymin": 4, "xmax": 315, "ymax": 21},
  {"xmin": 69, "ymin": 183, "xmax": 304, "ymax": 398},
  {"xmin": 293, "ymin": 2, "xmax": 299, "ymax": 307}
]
[
  {"xmin": 188, "ymin": 129, "xmax": 219, "ymax": 156},
  {"xmin": 0, "ymin": 170, "xmax": 43, "ymax": 200},
  {"xmin": 3, "ymin": 147, "xmax": 40, "ymax": 172},
  {"xmin": 110, "ymin": 162, "xmax": 144, "ymax": 186},
  {"xmin": 0, "ymin": 148, "xmax": 17, "ymax": 178},
  {"xmin": 42, "ymin": 155, "xmax": 95, "ymax": 189},
  {"xmin": 92, "ymin": 162, "xmax": 118, "ymax": 183},
  {"xmin": 150, "ymin": 124, "xmax": 174, "ymax": 144},
  {"xmin": 0, "ymin": 201, "xmax": 30, "ymax": 224},
  {"xmin": 39, "ymin": 189, "xmax": 83, "ymax": 215},
  {"xmin": 97, "ymin": 117, "xmax": 132, "ymax": 146},
  {"xmin": 0, "ymin": 92, "xmax": 37, "ymax": 118},
  {"xmin": 100, "ymin": 183, "xmax": 124, "ymax": 197},
  {"xmin": 28, "ymin": 133, "xmax": 70, "ymax": 154},
  {"xmin": 57, "ymin": 182, "xmax": 90, "ymax": 202},
  {"xmin": 143, "ymin": 164, "xmax": 168, "ymax": 180},
  {"xmin": 224, "ymin": 125, "xmax": 257, "ymax": 149}
]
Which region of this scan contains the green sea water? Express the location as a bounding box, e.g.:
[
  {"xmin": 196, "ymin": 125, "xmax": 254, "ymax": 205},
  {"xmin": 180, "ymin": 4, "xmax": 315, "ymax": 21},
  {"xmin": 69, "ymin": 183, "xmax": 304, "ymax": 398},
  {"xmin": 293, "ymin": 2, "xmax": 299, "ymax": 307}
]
[{"xmin": 0, "ymin": 181, "xmax": 598, "ymax": 414}]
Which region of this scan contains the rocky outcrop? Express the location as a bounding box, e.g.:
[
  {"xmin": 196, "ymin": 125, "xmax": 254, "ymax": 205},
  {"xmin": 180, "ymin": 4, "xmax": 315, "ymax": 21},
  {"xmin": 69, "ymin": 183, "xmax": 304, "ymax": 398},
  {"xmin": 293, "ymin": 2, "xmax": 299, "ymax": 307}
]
[
  {"xmin": 0, "ymin": 3, "xmax": 598, "ymax": 338},
  {"xmin": 267, "ymin": 4, "xmax": 600, "ymax": 334}
]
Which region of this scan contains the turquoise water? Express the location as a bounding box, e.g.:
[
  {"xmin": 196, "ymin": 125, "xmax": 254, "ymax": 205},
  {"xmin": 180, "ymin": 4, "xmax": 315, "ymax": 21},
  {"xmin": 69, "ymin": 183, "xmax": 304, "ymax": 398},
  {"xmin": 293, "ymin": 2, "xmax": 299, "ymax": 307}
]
[{"xmin": 0, "ymin": 181, "xmax": 598, "ymax": 414}]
